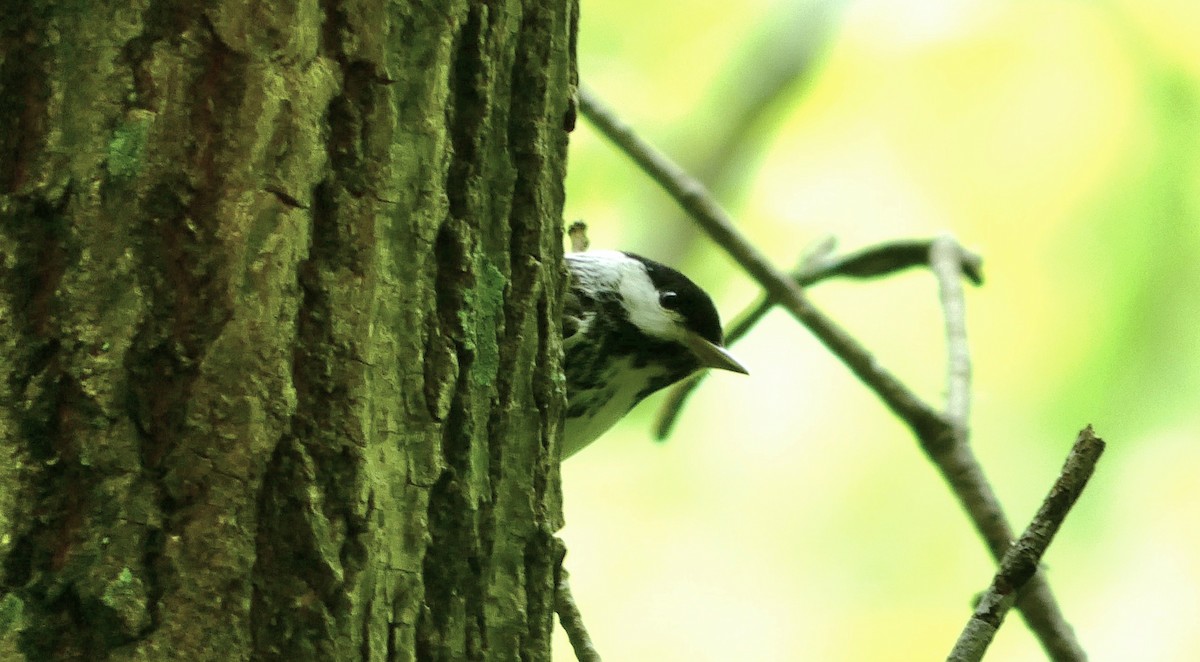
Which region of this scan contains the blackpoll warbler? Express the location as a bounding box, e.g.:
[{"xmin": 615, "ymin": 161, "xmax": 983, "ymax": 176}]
[{"xmin": 562, "ymin": 250, "xmax": 747, "ymax": 458}]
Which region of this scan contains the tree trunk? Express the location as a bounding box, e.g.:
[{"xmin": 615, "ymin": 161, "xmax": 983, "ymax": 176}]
[{"xmin": 0, "ymin": 2, "xmax": 575, "ymax": 660}]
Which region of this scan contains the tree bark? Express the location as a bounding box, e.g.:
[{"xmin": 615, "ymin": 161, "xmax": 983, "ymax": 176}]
[{"xmin": 0, "ymin": 1, "xmax": 575, "ymax": 660}]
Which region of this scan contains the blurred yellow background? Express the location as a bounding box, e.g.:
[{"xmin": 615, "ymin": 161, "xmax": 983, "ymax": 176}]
[{"xmin": 557, "ymin": 1, "xmax": 1200, "ymax": 660}]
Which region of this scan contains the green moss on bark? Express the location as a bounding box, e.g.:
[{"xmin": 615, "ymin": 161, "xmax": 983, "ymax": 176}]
[{"xmin": 1, "ymin": 0, "xmax": 573, "ymax": 660}]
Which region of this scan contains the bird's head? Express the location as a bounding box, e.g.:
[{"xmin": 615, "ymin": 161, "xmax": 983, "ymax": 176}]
[
  {"xmin": 614, "ymin": 251, "xmax": 748, "ymax": 375},
  {"xmin": 567, "ymin": 250, "xmax": 747, "ymax": 377},
  {"xmin": 561, "ymin": 250, "xmax": 747, "ymax": 458}
]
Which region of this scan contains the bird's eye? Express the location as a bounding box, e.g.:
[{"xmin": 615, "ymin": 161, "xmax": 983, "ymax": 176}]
[{"xmin": 659, "ymin": 291, "xmax": 679, "ymax": 309}]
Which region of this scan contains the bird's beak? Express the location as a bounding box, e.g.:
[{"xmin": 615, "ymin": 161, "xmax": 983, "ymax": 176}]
[{"xmin": 683, "ymin": 332, "xmax": 749, "ymax": 375}]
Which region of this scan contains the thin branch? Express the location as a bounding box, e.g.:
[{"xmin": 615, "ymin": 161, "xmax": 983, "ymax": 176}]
[
  {"xmin": 579, "ymin": 84, "xmax": 944, "ymax": 439},
  {"xmin": 654, "ymin": 237, "xmax": 983, "ymax": 439},
  {"xmin": 931, "ymin": 235, "xmax": 973, "ymax": 431},
  {"xmin": 927, "ymin": 236, "xmax": 1086, "ymax": 660},
  {"xmin": 556, "ymin": 566, "xmax": 602, "ymax": 662},
  {"xmin": 568, "ymin": 220, "xmax": 591, "ymax": 252},
  {"xmin": 948, "ymin": 426, "xmax": 1106, "ymax": 662},
  {"xmin": 579, "ymin": 86, "xmax": 1087, "ymax": 661}
]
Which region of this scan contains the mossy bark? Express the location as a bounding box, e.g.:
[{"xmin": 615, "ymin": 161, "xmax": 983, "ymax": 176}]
[{"xmin": 0, "ymin": 1, "xmax": 575, "ymax": 659}]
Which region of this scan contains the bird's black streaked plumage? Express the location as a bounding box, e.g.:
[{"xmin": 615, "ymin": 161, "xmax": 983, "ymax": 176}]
[{"xmin": 562, "ymin": 250, "xmax": 746, "ymax": 458}]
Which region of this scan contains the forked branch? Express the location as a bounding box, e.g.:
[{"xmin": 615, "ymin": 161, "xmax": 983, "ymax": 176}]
[
  {"xmin": 949, "ymin": 427, "xmax": 1106, "ymax": 662},
  {"xmin": 578, "ymin": 84, "xmax": 1089, "ymax": 661}
]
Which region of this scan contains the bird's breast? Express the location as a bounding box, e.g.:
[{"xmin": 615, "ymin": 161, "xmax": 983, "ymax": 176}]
[{"xmin": 561, "ymin": 357, "xmax": 675, "ymax": 458}]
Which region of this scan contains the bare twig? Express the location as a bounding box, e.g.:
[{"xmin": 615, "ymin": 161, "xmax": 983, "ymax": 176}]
[
  {"xmin": 556, "ymin": 566, "xmax": 602, "ymax": 662},
  {"xmin": 568, "ymin": 221, "xmax": 590, "ymax": 253},
  {"xmin": 931, "ymin": 236, "xmax": 973, "ymax": 430},
  {"xmin": 948, "ymin": 426, "xmax": 1106, "ymax": 662},
  {"xmin": 926, "ymin": 240, "xmax": 1085, "ymax": 661},
  {"xmin": 579, "ymin": 86, "xmax": 1087, "ymax": 660},
  {"xmin": 654, "ymin": 237, "xmax": 983, "ymax": 439}
]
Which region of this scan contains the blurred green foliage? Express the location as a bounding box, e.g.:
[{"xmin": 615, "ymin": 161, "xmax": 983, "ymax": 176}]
[{"xmin": 558, "ymin": 1, "xmax": 1200, "ymax": 660}]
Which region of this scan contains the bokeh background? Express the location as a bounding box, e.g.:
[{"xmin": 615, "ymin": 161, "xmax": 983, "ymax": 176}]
[{"xmin": 555, "ymin": 1, "xmax": 1200, "ymax": 660}]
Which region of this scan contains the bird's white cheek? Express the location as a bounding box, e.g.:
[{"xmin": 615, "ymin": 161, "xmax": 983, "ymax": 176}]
[{"xmin": 619, "ymin": 286, "xmax": 683, "ymax": 341}]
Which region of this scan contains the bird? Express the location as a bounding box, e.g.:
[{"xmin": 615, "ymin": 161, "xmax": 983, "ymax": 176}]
[{"xmin": 562, "ymin": 250, "xmax": 747, "ymax": 458}]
